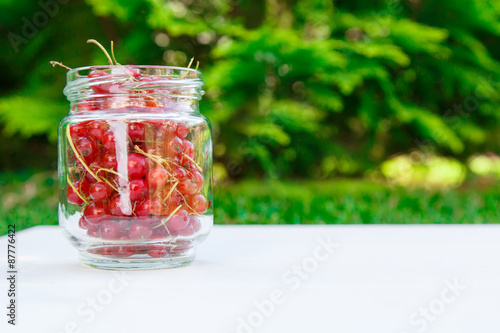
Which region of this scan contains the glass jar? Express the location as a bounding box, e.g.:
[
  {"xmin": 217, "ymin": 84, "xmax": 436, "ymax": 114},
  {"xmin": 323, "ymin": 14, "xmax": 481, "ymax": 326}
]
[{"xmin": 58, "ymin": 65, "xmax": 212, "ymax": 270}]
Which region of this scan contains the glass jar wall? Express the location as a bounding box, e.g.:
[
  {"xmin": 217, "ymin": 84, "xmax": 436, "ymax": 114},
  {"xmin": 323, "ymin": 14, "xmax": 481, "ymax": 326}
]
[{"xmin": 58, "ymin": 65, "xmax": 212, "ymax": 270}]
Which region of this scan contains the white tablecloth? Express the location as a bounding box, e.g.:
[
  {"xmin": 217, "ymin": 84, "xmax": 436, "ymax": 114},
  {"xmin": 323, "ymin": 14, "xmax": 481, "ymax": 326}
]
[{"xmin": 1, "ymin": 225, "xmax": 499, "ymax": 333}]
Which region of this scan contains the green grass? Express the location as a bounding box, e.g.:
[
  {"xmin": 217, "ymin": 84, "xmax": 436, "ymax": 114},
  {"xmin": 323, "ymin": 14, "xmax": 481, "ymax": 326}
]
[{"xmin": 1, "ymin": 171, "xmax": 499, "ymax": 235}]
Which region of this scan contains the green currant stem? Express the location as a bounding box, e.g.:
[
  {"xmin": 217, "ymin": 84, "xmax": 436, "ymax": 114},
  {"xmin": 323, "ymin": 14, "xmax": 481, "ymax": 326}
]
[
  {"xmin": 110, "ymin": 41, "xmax": 121, "ymax": 65},
  {"xmin": 66, "ymin": 125, "xmax": 99, "ymax": 181},
  {"xmin": 180, "ymin": 57, "xmax": 194, "ymax": 79},
  {"xmin": 154, "ymin": 204, "xmax": 183, "ymax": 229},
  {"xmin": 95, "ymin": 169, "xmax": 120, "ymax": 193},
  {"xmin": 182, "ymin": 153, "xmax": 202, "ymax": 172},
  {"xmin": 162, "ymin": 180, "xmax": 179, "ymax": 204},
  {"xmin": 66, "ymin": 174, "xmax": 89, "ymax": 205}
]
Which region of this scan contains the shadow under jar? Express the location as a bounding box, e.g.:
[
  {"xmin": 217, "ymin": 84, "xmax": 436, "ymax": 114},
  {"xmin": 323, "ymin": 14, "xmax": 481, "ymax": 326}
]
[{"xmin": 58, "ymin": 65, "xmax": 213, "ymax": 270}]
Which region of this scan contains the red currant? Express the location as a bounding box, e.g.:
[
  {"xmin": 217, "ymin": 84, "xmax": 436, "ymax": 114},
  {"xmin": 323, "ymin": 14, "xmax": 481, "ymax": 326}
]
[
  {"xmin": 87, "ymin": 225, "xmax": 100, "ymax": 237},
  {"xmin": 128, "ymin": 122, "xmax": 146, "ymax": 141},
  {"xmin": 88, "ymin": 69, "xmax": 112, "ymax": 94},
  {"xmin": 75, "ymin": 137, "xmax": 96, "ymax": 163},
  {"xmin": 78, "ymin": 216, "xmax": 91, "ymax": 230},
  {"xmin": 147, "ymin": 244, "xmax": 168, "ymax": 258},
  {"xmin": 129, "ymin": 178, "xmax": 148, "ymax": 201},
  {"xmin": 167, "ymin": 136, "xmax": 183, "ymax": 156},
  {"xmin": 102, "ymin": 130, "xmax": 116, "ymax": 152},
  {"xmin": 101, "ymin": 152, "xmax": 117, "ymax": 170},
  {"xmin": 109, "ymin": 195, "xmax": 129, "ymax": 216},
  {"xmin": 176, "ymin": 123, "xmax": 189, "ymax": 139},
  {"xmin": 127, "ymin": 153, "xmax": 147, "ymax": 179},
  {"xmin": 179, "ymin": 172, "xmax": 203, "ymax": 195},
  {"xmin": 183, "ymin": 140, "xmax": 195, "ymax": 159},
  {"xmin": 67, "ymin": 180, "xmax": 90, "ymax": 205},
  {"xmin": 89, "ymin": 182, "xmax": 112, "ymax": 202},
  {"xmin": 99, "ymin": 221, "xmax": 122, "ymax": 240},
  {"xmin": 147, "ymin": 167, "xmax": 169, "ymax": 189},
  {"xmin": 83, "ymin": 202, "xmax": 109, "ymax": 225},
  {"xmin": 86, "ymin": 121, "xmax": 107, "ymax": 141},
  {"xmin": 167, "ymin": 209, "xmax": 189, "ymax": 231},
  {"xmin": 69, "ymin": 123, "xmax": 87, "ymax": 140},
  {"xmin": 172, "ymin": 167, "xmax": 187, "ymax": 181},
  {"xmin": 84, "ymin": 162, "xmax": 101, "ymax": 183},
  {"xmin": 128, "ymin": 221, "xmax": 153, "ymax": 240},
  {"xmin": 135, "ymin": 198, "xmax": 163, "ymax": 217},
  {"xmin": 187, "ymin": 193, "xmax": 208, "ymax": 214}
]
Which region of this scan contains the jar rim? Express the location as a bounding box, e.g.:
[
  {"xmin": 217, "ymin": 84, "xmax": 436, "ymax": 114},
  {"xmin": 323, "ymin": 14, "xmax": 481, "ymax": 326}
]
[
  {"xmin": 63, "ymin": 65, "xmax": 204, "ymax": 103},
  {"xmin": 66, "ymin": 65, "xmax": 202, "ymax": 78}
]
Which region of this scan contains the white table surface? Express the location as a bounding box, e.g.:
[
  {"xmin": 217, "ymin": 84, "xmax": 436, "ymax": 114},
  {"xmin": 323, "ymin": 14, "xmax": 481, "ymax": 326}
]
[{"xmin": 1, "ymin": 224, "xmax": 500, "ymax": 333}]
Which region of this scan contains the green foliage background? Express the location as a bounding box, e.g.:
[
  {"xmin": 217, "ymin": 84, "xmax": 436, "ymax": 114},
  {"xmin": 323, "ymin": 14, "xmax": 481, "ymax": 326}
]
[{"xmin": 0, "ymin": 0, "xmax": 499, "ymax": 179}]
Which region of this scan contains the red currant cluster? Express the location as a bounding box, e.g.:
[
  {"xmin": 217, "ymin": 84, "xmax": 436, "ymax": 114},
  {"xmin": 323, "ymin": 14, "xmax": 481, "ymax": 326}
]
[{"xmin": 66, "ymin": 115, "xmax": 209, "ymax": 258}]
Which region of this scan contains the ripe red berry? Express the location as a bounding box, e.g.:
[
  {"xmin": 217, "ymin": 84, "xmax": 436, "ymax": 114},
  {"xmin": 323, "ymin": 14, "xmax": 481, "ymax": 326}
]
[
  {"xmin": 67, "ymin": 180, "xmax": 90, "ymax": 206},
  {"xmin": 127, "ymin": 153, "xmax": 147, "ymax": 178},
  {"xmin": 187, "ymin": 193, "xmax": 208, "ymax": 214},
  {"xmin": 99, "ymin": 221, "xmax": 122, "ymax": 240},
  {"xmin": 109, "ymin": 195, "xmax": 127, "ymax": 216},
  {"xmin": 87, "ymin": 225, "xmax": 100, "ymax": 237},
  {"xmin": 83, "ymin": 202, "xmax": 109, "ymax": 225},
  {"xmin": 78, "ymin": 216, "xmax": 91, "ymax": 230},
  {"xmin": 167, "ymin": 136, "xmax": 183, "ymax": 156},
  {"xmin": 183, "ymin": 140, "xmax": 195, "ymax": 159},
  {"xmin": 84, "ymin": 162, "xmax": 101, "ymax": 183},
  {"xmin": 129, "ymin": 178, "xmax": 148, "ymax": 201},
  {"xmin": 147, "ymin": 243, "xmax": 168, "ymax": 258},
  {"xmin": 164, "ymin": 191, "xmax": 182, "ymax": 209},
  {"xmin": 69, "ymin": 123, "xmax": 87, "ymax": 140},
  {"xmin": 86, "ymin": 121, "xmax": 107, "ymax": 141},
  {"xmin": 147, "ymin": 167, "xmax": 169, "ymax": 189},
  {"xmin": 88, "ymin": 69, "xmax": 112, "ymax": 94},
  {"xmin": 101, "ymin": 152, "xmax": 117, "ymax": 170},
  {"xmin": 176, "ymin": 123, "xmax": 189, "ymax": 139},
  {"xmin": 135, "ymin": 198, "xmax": 163, "ymax": 217},
  {"xmin": 128, "ymin": 222, "xmax": 153, "ymax": 240},
  {"xmin": 179, "ymin": 172, "xmax": 203, "ymax": 195},
  {"xmin": 172, "ymin": 167, "xmax": 187, "ymax": 181},
  {"xmin": 75, "ymin": 137, "xmax": 96, "ymax": 163},
  {"xmin": 89, "ymin": 181, "xmax": 112, "ymax": 202},
  {"xmin": 189, "ymin": 216, "xmax": 201, "ymax": 233},
  {"xmin": 128, "ymin": 122, "xmax": 146, "ymax": 141},
  {"xmin": 167, "ymin": 209, "xmax": 189, "ymax": 231},
  {"xmin": 102, "ymin": 130, "xmax": 116, "ymax": 152}
]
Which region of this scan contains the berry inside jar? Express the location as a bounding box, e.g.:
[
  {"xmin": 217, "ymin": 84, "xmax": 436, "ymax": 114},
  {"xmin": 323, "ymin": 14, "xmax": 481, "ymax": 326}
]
[{"xmin": 59, "ymin": 63, "xmax": 212, "ymax": 263}]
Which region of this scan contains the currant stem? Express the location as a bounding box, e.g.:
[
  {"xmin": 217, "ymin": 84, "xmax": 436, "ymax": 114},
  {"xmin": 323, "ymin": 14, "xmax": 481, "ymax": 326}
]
[
  {"xmin": 182, "ymin": 153, "xmax": 202, "ymax": 172},
  {"xmin": 111, "ymin": 41, "xmax": 121, "ymax": 66},
  {"xmin": 95, "ymin": 169, "xmax": 120, "ymax": 193},
  {"xmin": 180, "ymin": 57, "xmax": 195, "ymax": 79},
  {"xmin": 66, "ymin": 125, "xmax": 100, "ymax": 181},
  {"xmin": 154, "ymin": 204, "xmax": 183, "ymax": 229},
  {"xmin": 50, "ymin": 61, "xmax": 72, "ymax": 70},
  {"xmin": 162, "ymin": 180, "xmax": 179, "ymax": 204},
  {"xmin": 66, "ymin": 175, "xmax": 89, "ymax": 205},
  {"xmin": 87, "ymin": 39, "xmax": 114, "ymax": 66},
  {"xmin": 178, "ymin": 189, "xmax": 198, "ymax": 214}
]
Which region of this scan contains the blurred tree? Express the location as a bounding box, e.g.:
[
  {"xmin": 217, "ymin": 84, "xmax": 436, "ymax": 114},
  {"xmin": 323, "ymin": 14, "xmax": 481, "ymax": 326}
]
[{"xmin": 0, "ymin": 0, "xmax": 499, "ymax": 178}]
